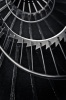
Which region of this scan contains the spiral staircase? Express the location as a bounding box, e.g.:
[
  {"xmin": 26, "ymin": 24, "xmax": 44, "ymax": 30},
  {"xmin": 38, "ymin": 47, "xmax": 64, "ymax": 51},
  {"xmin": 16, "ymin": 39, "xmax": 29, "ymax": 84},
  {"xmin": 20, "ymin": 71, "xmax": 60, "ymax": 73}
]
[{"xmin": 0, "ymin": 0, "xmax": 66, "ymax": 100}]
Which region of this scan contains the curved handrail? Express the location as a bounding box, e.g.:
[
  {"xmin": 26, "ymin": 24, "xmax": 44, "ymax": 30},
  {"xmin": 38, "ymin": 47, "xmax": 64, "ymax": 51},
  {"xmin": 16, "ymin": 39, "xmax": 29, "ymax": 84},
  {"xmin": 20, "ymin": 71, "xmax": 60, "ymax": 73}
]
[
  {"xmin": 0, "ymin": 46, "xmax": 66, "ymax": 80},
  {"xmin": 4, "ymin": 22, "xmax": 66, "ymax": 49},
  {"xmin": 4, "ymin": 23, "xmax": 66, "ymax": 43},
  {"xmin": 5, "ymin": 0, "xmax": 55, "ymax": 23}
]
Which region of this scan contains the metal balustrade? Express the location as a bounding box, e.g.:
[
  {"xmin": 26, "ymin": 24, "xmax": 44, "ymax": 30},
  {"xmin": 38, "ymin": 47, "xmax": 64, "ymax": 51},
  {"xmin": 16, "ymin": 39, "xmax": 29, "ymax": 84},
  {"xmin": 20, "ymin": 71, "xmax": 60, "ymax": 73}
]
[{"xmin": 0, "ymin": 0, "xmax": 66, "ymax": 100}]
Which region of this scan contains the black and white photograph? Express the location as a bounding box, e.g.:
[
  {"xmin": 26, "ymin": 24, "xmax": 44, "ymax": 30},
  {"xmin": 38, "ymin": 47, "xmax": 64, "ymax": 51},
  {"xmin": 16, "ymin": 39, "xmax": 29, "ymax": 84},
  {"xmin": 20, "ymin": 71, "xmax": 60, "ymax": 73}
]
[{"xmin": 0, "ymin": 0, "xmax": 66, "ymax": 100}]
